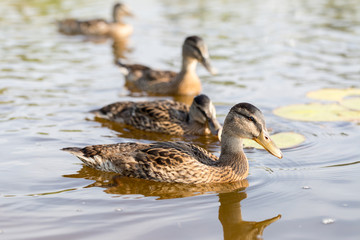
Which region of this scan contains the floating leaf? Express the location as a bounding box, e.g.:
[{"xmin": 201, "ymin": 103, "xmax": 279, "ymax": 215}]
[
  {"xmin": 340, "ymin": 97, "xmax": 360, "ymax": 111},
  {"xmin": 274, "ymin": 103, "xmax": 360, "ymax": 122},
  {"xmin": 243, "ymin": 132, "xmax": 305, "ymax": 149},
  {"xmin": 307, "ymin": 88, "xmax": 360, "ymax": 102}
]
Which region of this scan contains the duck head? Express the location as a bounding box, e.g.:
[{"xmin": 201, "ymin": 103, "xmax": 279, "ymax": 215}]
[
  {"xmin": 182, "ymin": 36, "xmax": 216, "ymax": 75},
  {"xmin": 222, "ymin": 103, "xmax": 283, "ymax": 159}
]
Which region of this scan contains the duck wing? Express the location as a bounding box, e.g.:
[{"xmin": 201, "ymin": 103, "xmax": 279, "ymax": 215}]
[
  {"xmin": 145, "ymin": 70, "xmax": 177, "ymax": 82},
  {"xmin": 92, "ymin": 100, "xmax": 189, "ymax": 134},
  {"xmin": 62, "ymin": 141, "xmax": 218, "ymax": 183},
  {"xmin": 116, "ymin": 60, "xmax": 178, "ymax": 90},
  {"xmin": 57, "ymin": 19, "xmax": 81, "ymax": 35},
  {"xmin": 78, "ymin": 19, "xmax": 110, "ymax": 35},
  {"xmin": 58, "ymin": 18, "xmax": 110, "ymax": 35}
]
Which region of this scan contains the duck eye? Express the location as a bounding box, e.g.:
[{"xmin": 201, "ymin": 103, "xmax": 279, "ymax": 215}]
[
  {"xmin": 197, "ymin": 106, "xmax": 208, "ymax": 118},
  {"xmin": 247, "ymin": 116, "xmax": 255, "ymax": 122}
]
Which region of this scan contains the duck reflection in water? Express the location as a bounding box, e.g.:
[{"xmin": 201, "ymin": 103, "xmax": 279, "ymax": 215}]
[
  {"xmin": 64, "ymin": 166, "xmax": 281, "ymax": 239},
  {"xmin": 111, "ymin": 34, "xmax": 132, "ymax": 60},
  {"xmin": 219, "ymin": 191, "xmax": 281, "ymax": 240}
]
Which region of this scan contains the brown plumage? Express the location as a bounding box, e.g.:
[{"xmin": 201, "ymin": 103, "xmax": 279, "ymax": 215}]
[
  {"xmin": 91, "ymin": 94, "xmax": 221, "ymax": 137},
  {"xmin": 62, "ymin": 103, "xmax": 283, "ymax": 184},
  {"xmin": 117, "ymin": 35, "xmax": 216, "ymax": 96},
  {"xmin": 57, "ymin": 3, "xmax": 133, "ymax": 37}
]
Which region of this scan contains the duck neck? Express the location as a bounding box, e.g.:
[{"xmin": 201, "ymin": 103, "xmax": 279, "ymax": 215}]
[
  {"xmin": 180, "ymin": 56, "xmax": 198, "ymax": 74},
  {"xmin": 113, "ymin": 12, "xmax": 122, "ymax": 23},
  {"xmin": 218, "ymin": 134, "xmax": 249, "ymax": 178},
  {"xmin": 172, "ymin": 56, "xmax": 201, "ymax": 95}
]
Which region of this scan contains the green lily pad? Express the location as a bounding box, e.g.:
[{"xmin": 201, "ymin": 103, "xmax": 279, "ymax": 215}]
[
  {"xmin": 243, "ymin": 132, "xmax": 305, "ymax": 149},
  {"xmin": 307, "ymin": 88, "xmax": 360, "ymax": 102},
  {"xmin": 274, "ymin": 103, "xmax": 360, "ymax": 122},
  {"xmin": 340, "ymin": 97, "xmax": 360, "ymax": 111}
]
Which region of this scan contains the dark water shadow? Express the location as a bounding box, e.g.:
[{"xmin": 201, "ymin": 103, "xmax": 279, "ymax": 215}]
[{"xmin": 64, "ymin": 166, "xmax": 281, "ymax": 239}]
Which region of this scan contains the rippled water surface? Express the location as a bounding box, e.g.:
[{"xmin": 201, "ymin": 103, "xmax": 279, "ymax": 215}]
[{"xmin": 1, "ymin": 0, "xmax": 360, "ymax": 239}]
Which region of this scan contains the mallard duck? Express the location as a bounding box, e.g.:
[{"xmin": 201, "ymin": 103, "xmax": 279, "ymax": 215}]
[
  {"xmin": 116, "ymin": 35, "xmax": 215, "ymax": 96},
  {"xmin": 91, "ymin": 94, "xmax": 221, "ymax": 137},
  {"xmin": 57, "ymin": 3, "xmax": 133, "ymax": 37},
  {"xmin": 62, "ymin": 103, "xmax": 283, "ymax": 184}
]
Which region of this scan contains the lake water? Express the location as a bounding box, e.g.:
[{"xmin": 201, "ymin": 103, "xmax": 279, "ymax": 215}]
[{"xmin": 1, "ymin": 0, "xmax": 360, "ymax": 239}]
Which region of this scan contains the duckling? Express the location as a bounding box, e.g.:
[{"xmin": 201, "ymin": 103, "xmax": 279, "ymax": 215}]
[
  {"xmin": 91, "ymin": 94, "xmax": 221, "ymax": 137},
  {"xmin": 62, "ymin": 103, "xmax": 283, "ymax": 184},
  {"xmin": 117, "ymin": 35, "xmax": 215, "ymax": 96},
  {"xmin": 57, "ymin": 3, "xmax": 133, "ymax": 37}
]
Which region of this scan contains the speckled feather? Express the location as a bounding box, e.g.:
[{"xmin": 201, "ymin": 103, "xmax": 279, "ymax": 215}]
[
  {"xmin": 117, "ymin": 61, "xmax": 178, "ymax": 94},
  {"xmin": 125, "ymin": 65, "xmax": 177, "ymax": 82},
  {"xmin": 62, "ymin": 141, "xmax": 244, "ymax": 184},
  {"xmin": 92, "ymin": 99, "xmax": 211, "ymax": 136},
  {"xmin": 58, "ymin": 19, "xmax": 111, "ymax": 35}
]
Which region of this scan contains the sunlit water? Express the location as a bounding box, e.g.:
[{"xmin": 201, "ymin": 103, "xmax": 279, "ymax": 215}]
[{"xmin": 1, "ymin": 0, "xmax": 360, "ymax": 239}]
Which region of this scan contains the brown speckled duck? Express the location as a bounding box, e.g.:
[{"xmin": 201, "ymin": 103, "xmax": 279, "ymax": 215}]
[
  {"xmin": 57, "ymin": 3, "xmax": 133, "ymax": 37},
  {"xmin": 116, "ymin": 35, "xmax": 215, "ymax": 96},
  {"xmin": 91, "ymin": 94, "xmax": 221, "ymax": 137},
  {"xmin": 62, "ymin": 103, "xmax": 283, "ymax": 184}
]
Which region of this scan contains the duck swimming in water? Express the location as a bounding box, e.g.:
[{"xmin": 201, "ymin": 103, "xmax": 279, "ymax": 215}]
[
  {"xmin": 57, "ymin": 3, "xmax": 133, "ymax": 37},
  {"xmin": 116, "ymin": 35, "xmax": 215, "ymax": 96},
  {"xmin": 91, "ymin": 94, "xmax": 221, "ymax": 137},
  {"xmin": 62, "ymin": 103, "xmax": 283, "ymax": 184}
]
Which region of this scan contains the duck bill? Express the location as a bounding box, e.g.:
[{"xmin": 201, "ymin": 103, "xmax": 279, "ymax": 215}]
[
  {"xmin": 253, "ymin": 130, "xmax": 283, "ymax": 159},
  {"xmin": 120, "ymin": 5, "xmax": 133, "ymax": 17},
  {"xmin": 125, "ymin": 10, "xmax": 134, "ymax": 17},
  {"xmin": 255, "ymin": 214, "xmax": 281, "ymax": 229},
  {"xmin": 201, "ymin": 57, "xmax": 216, "ymax": 75},
  {"xmin": 207, "ymin": 116, "xmax": 222, "ymax": 140}
]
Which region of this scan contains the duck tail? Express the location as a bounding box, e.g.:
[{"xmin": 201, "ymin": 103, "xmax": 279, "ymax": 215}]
[
  {"xmin": 89, "ymin": 107, "xmax": 102, "ymax": 115},
  {"xmin": 61, "ymin": 147, "xmax": 102, "ymax": 169},
  {"xmin": 61, "ymin": 147, "xmax": 82, "ymax": 155},
  {"xmin": 89, "ymin": 108, "xmax": 112, "ymax": 120},
  {"xmin": 115, "ymin": 59, "xmax": 130, "ymax": 75}
]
